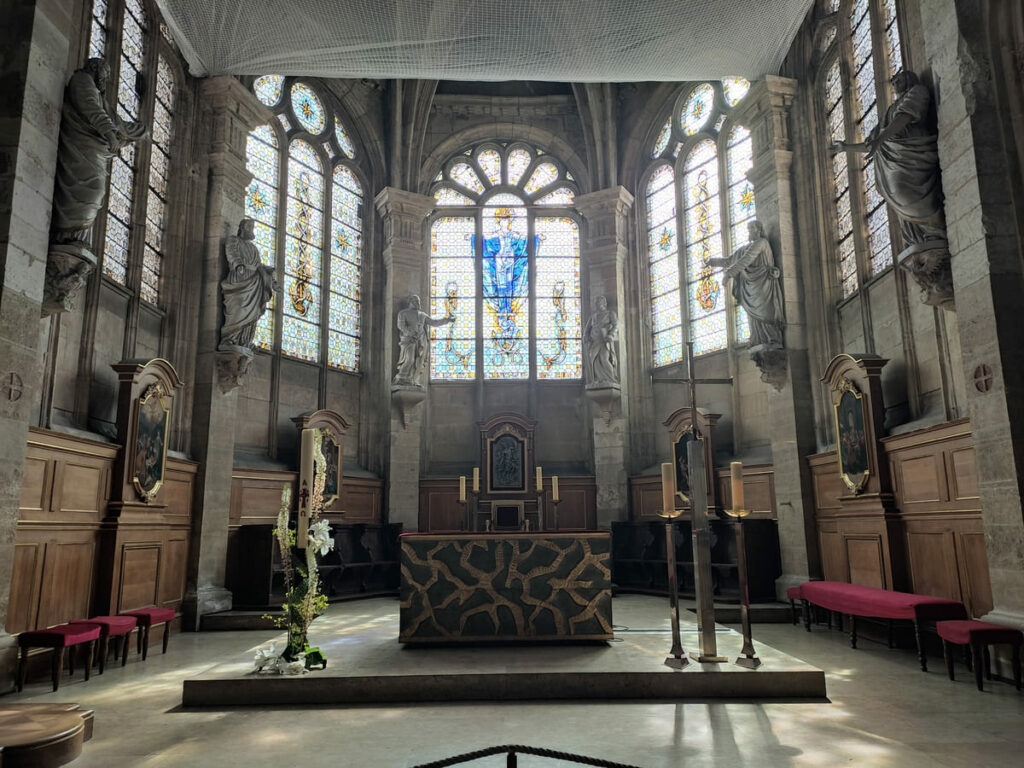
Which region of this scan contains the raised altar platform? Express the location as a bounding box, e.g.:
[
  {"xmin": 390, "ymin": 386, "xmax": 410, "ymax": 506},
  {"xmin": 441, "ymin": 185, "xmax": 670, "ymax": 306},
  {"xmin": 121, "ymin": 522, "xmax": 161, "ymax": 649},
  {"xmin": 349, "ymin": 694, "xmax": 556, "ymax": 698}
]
[
  {"xmin": 181, "ymin": 595, "xmax": 826, "ymax": 706},
  {"xmin": 399, "ymin": 531, "xmax": 612, "ymax": 643}
]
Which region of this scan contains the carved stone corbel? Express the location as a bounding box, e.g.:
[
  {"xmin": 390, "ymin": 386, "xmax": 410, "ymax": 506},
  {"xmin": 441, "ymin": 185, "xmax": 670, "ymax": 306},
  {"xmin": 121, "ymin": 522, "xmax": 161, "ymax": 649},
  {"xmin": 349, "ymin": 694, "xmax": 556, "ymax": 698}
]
[
  {"xmin": 750, "ymin": 347, "xmax": 789, "ymax": 391},
  {"xmin": 42, "ymin": 245, "xmax": 96, "ymax": 316},
  {"xmin": 898, "ymin": 241, "xmax": 954, "ymax": 309},
  {"xmin": 215, "ymin": 349, "xmax": 253, "ymax": 394}
]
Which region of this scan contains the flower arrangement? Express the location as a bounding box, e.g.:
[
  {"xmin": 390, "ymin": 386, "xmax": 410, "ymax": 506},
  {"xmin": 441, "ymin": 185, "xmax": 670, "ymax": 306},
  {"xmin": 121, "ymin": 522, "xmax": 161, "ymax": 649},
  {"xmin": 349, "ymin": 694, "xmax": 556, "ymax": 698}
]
[{"xmin": 257, "ymin": 431, "xmax": 334, "ymax": 673}]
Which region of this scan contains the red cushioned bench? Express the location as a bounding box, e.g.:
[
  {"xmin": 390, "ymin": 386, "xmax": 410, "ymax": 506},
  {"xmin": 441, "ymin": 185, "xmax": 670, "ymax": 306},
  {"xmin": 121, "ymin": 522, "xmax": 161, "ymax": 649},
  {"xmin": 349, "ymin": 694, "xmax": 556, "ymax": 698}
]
[
  {"xmin": 119, "ymin": 607, "xmax": 175, "ymax": 660},
  {"xmin": 69, "ymin": 616, "xmax": 138, "ymax": 673},
  {"xmin": 17, "ymin": 624, "xmax": 101, "ymax": 692},
  {"xmin": 796, "ymin": 580, "xmax": 968, "ymax": 671},
  {"xmin": 937, "ymin": 619, "xmax": 1022, "ymax": 692}
]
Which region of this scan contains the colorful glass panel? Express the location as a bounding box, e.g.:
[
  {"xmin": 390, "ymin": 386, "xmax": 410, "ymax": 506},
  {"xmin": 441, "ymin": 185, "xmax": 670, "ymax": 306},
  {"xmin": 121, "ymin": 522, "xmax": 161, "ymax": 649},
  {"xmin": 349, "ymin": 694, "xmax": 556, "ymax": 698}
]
[
  {"xmin": 722, "ymin": 77, "xmax": 751, "ymax": 107},
  {"xmin": 435, "ymin": 186, "xmax": 474, "ymax": 206},
  {"xmin": 254, "ymin": 75, "xmax": 284, "ymax": 107},
  {"xmin": 506, "ymin": 148, "xmax": 532, "ymax": 185},
  {"xmin": 449, "ymin": 161, "xmax": 485, "ymax": 194},
  {"xmin": 245, "ymin": 124, "xmax": 279, "ymax": 348},
  {"xmin": 535, "ymin": 217, "xmax": 582, "ymax": 379},
  {"xmin": 524, "ymin": 162, "xmax": 559, "ymax": 195},
  {"xmin": 476, "ymin": 148, "xmax": 502, "ymax": 186},
  {"xmin": 334, "ymin": 115, "xmax": 355, "ymax": 158},
  {"xmin": 534, "ymin": 186, "xmax": 575, "ymax": 206},
  {"xmin": 282, "ymin": 140, "xmax": 324, "ymax": 362},
  {"xmin": 290, "ymin": 83, "xmax": 326, "ymax": 135},
  {"xmin": 328, "ymin": 165, "xmax": 362, "ymax": 370},
  {"xmin": 683, "ymin": 140, "xmax": 727, "ymax": 354},
  {"xmin": 681, "ymin": 83, "xmax": 715, "ymax": 135},
  {"xmin": 646, "ymin": 164, "xmax": 683, "ymax": 366},
  {"xmin": 726, "ymin": 125, "xmax": 755, "ymax": 343},
  {"xmin": 430, "ymin": 217, "xmax": 477, "ymax": 380},
  {"xmin": 882, "ymin": 0, "xmax": 903, "ymax": 78},
  {"xmin": 652, "ymin": 118, "xmax": 672, "ymax": 157},
  {"xmin": 481, "ymin": 205, "xmax": 530, "ymax": 379},
  {"xmin": 89, "ymin": 0, "xmax": 108, "ymax": 58},
  {"xmin": 824, "ymin": 59, "xmax": 858, "ymax": 298},
  {"xmin": 140, "ymin": 56, "xmax": 176, "ymax": 305}
]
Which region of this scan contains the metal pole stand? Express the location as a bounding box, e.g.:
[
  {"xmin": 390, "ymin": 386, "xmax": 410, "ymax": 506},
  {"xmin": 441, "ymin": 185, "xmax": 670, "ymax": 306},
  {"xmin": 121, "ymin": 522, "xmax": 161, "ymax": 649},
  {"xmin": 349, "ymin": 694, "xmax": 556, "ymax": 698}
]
[
  {"xmin": 658, "ymin": 511, "xmax": 688, "ymax": 669},
  {"xmin": 726, "ymin": 509, "xmax": 761, "ymax": 669},
  {"xmin": 550, "ymin": 499, "xmax": 561, "ymax": 531},
  {"xmin": 688, "ymin": 436, "xmax": 727, "ymax": 663}
]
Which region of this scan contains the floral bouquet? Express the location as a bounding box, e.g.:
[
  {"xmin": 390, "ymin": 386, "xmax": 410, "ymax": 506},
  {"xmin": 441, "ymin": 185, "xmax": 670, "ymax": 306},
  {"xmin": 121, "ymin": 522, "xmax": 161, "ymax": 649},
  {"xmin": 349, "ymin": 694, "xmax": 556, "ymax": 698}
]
[{"xmin": 258, "ymin": 431, "xmax": 335, "ymax": 673}]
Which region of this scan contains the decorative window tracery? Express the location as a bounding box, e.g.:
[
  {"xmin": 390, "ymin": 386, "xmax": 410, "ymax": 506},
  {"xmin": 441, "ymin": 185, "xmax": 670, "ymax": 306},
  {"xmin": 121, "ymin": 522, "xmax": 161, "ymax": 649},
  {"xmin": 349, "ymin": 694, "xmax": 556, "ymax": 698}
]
[{"xmin": 429, "ymin": 142, "xmax": 581, "ymax": 381}]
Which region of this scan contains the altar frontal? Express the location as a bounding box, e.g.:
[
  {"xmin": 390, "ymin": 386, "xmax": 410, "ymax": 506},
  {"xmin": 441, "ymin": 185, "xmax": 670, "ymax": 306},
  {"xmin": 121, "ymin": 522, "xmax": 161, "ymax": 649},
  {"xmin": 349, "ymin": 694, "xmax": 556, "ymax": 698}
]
[{"xmin": 399, "ymin": 532, "xmax": 612, "ymax": 643}]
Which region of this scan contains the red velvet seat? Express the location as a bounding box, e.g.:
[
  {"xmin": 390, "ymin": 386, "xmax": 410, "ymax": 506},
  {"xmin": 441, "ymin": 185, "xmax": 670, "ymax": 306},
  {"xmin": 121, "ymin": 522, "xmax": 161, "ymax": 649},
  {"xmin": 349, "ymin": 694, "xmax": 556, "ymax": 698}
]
[
  {"xmin": 119, "ymin": 608, "xmax": 175, "ymax": 659},
  {"xmin": 69, "ymin": 616, "xmax": 138, "ymax": 673},
  {"xmin": 936, "ymin": 619, "xmax": 1022, "ymax": 692},
  {"xmin": 17, "ymin": 624, "xmax": 101, "ymax": 692}
]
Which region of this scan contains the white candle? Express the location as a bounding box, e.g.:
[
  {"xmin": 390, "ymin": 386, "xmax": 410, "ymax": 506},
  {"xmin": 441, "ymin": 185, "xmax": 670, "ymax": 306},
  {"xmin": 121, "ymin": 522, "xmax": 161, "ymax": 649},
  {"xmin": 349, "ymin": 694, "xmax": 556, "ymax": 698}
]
[
  {"xmin": 730, "ymin": 461, "xmax": 744, "ymax": 513},
  {"xmin": 536, "ymin": 466, "xmax": 543, "ymax": 491},
  {"xmin": 472, "ymin": 467, "xmax": 480, "ymax": 493},
  {"xmin": 661, "ymin": 462, "xmax": 675, "ymax": 515},
  {"xmin": 297, "ymin": 428, "xmax": 315, "ymax": 549},
  {"xmin": 552, "ymin": 476, "xmax": 560, "ymax": 502},
  {"xmin": 459, "ymin": 475, "xmax": 466, "ymax": 502}
]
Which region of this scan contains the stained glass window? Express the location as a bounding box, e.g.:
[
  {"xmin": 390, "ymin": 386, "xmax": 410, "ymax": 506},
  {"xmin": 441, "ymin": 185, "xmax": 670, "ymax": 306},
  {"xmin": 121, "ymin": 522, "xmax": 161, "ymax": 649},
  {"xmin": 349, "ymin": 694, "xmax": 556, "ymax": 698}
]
[
  {"xmin": 429, "ymin": 142, "xmax": 581, "ymax": 381},
  {"xmin": 882, "ymin": 0, "xmax": 903, "ymax": 78},
  {"xmin": 334, "ymin": 116, "xmax": 355, "ymax": 158},
  {"xmin": 89, "ymin": 0, "xmax": 108, "ymax": 58},
  {"xmin": 290, "ymin": 83, "xmax": 326, "ymax": 135},
  {"xmin": 102, "ymin": 0, "xmax": 146, "ymax": 285},
  {"xmin": 683, "ymin": 141, "xmax": 727, "ymax": 355},
  {"xmin": 140, "ymin": 55, "xmax": 176, "ymax": 304},
  {"xmin": 726, "ymin": 126, "xmax": 755, "ymax": 343},
  {"xmin": 723, "ymin": 77, "xmax": 751, "ymax": 107},
  {"xmin": 245, "ymin": 125, "xmax": 280, "ymax": 349},
  {"xmin": 652, "ymin": 118, "xmax": 672, "ymax": 158},
  {"xmin": 328, "ymin": 166, "xmax": 361, "ymax": 370},
  {"xmin": 681, "ymin": 83, "xmax": 715, "ymax": 135},
  {"xmin": 430, "ymin": 217, "xmax": 477, "ymax": 380},
  {"xmin": 535, "ymin": 218, "xmax": 582, "ymax": 379},
  {"xmin": 254, "ymin": 75, "xmax": 284, "ymax": 107},
  {"xmin": 646, "ymin": 165, "xmax": 683, "ymax": 366},
  {"xmin": 282, "ymin": 140, "xmax": 324, "ymax": 362}
]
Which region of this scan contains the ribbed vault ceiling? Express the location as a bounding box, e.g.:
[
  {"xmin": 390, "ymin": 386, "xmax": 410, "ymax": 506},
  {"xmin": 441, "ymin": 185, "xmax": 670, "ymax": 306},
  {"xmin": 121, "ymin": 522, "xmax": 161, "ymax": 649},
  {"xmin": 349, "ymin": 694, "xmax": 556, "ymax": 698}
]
[{"xmin": 156, "ymin": 0, "xmax": 813, "ymax": 82}]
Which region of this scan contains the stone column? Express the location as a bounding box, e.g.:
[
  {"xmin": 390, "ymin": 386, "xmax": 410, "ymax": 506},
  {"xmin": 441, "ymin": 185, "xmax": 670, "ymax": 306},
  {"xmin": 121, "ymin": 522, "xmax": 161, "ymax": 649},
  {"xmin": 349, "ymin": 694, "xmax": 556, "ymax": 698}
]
[
  {"xmin": 922, "ymin": 1, "xmax": 1024, "ymax": 628},
  {"xmin": 182, "ymin": 77, "xmax": 271, "ymax": 628},
  {"xmin": 374, "ymin": 188, "xmax": 434, "ymax": 532},
  {"xmin": 732, "ymin": 77, "xmax": 821, "ymax": 595},
  {"xmin": 576, "ymin": 187, "xmax": 635, "ymax": 528},
  {"xmin": 0, "ymin": 0, "xmax": 71, "ymax": 688}
]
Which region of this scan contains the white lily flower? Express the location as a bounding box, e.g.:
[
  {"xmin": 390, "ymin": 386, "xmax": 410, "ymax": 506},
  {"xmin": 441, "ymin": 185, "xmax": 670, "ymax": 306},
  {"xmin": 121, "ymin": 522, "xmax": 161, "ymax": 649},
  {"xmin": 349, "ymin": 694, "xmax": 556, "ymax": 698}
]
[
  {"xmin": 254, "ymin": 643, "xmax": 278, "ymax": 672},
  {"xmin": 308, "ymin": 518, "xmax": 334, "ymax": 557}
]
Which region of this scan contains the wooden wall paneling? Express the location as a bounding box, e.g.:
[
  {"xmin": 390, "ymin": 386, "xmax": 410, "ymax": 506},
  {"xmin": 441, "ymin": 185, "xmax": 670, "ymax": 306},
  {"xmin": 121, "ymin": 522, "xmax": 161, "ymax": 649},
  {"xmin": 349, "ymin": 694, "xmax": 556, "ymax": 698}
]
[
  {"xmin": 629, "ymin": 476, "xmax": 666, "ymax": 521},
  {"xmin": 949, "ymin": 447, "xmax": 979, "ymax": 500},
  {"xmin": 231, "ymin": 469, "xmax": 298, "ymax": 526},
  {"xmin": 418, "ymin": 481, "xmax": 464, "ymax": 531},
  {"xmin": 958, "ymin": 531, "xmax": 993, "ymax": 617},
  {"xmin": 339, "ymin": 476, "xmax": 383, "ymax": 524},
  {"xmin": 817, "ymin": 524, "xmax": 846, "ymax": 583},
  {"xmin": 5, "ymin": 541, "xmax": 44, "ymax": 633},
  {"xmin": 38, "ymin": 538, "xmax": 96, "ymax": 627},
  {"xmin": 117, "ymin": 543, "xmax": 162, "ymax": 612},
  {"xmin": 160, "ymin": 536, "xmax": 189, "ymax": 606},
  {"xmin": 540, "ymin": 476, "xmax": 596, "ymax": 529},
  {"xmin": 844, "ymin": 535, "xmax": 886, "ymax": 589},
  {"xmin": 714, "ymin": 464, "xmax": 776, "ymax": 517},
  {"xmin": 19, "ymin": 453, "xmax": 51, "ymax": 513},
  {"xmin": 904, "ymin": 525, "xmax": 961, "ymax": 600}
]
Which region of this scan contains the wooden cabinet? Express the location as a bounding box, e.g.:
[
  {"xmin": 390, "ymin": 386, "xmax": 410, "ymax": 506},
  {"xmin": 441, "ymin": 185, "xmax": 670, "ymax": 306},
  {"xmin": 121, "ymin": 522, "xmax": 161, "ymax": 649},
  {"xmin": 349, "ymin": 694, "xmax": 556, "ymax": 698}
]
[{"xmin": 611, "ymin": 519, "xmax": 781, "ymax": 603}]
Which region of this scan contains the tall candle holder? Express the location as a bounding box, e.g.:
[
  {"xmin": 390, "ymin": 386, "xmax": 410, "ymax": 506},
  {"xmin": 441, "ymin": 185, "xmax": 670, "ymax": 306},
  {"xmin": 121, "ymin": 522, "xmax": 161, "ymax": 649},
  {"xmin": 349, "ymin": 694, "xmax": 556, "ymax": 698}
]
[
  {"xmin": 725, "ymin": 461, "xmax": 760, "ymax": 669},
  {"xmin": 659, "ymin": 462, "xmax": 688, "ymax": 669}
]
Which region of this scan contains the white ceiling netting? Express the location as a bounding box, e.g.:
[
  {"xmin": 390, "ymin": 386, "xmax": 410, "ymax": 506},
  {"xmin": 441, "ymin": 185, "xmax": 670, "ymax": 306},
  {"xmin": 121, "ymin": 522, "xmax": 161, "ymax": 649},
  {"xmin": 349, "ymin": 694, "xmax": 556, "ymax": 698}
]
[{"xmin": 156, "ymin": 0, "xmax": 813, "ymax": 82}]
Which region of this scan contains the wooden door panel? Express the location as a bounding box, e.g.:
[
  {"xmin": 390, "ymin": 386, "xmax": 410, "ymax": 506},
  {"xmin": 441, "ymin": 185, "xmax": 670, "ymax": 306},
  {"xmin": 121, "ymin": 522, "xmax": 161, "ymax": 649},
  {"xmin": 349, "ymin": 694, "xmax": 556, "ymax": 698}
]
[
  {"xmin": 5, "ymin": 543, "xmax": 43, "ymax": 633},
  {"xmin": 906, "ymin": 529, "xmax": 959, "ymax": 600},
  {"xmin": 846, "ymin": 536, "xmax": 885, "ymax": 588},
  {"xmin": 39, "ymin": 540, "xmax": 95, "ymax": 627},
  {"xmin": 958, "ymin": 532, "xmax": 993, "ymax": 617},
  {"xmin": 118, "ymin": 544, "xmax": 161, "ymax": 612}
]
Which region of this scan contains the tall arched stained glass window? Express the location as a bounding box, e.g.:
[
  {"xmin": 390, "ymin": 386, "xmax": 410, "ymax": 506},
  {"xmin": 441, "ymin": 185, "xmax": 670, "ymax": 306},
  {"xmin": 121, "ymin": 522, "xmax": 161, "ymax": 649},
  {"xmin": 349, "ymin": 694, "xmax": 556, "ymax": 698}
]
[
  {"xmin": 89, "ymin": 0, "xmax": 109, "ymax": 58},
  {"xmin": 818, "ymin": 0, "xmax": 904, "ymax": 299},
  {"xmin": 244, "ymin": 124, "xmax": 280, "ymax": 349},
  {"xmin": 246, "ymin": 77, "xmax": 365, "ymax": 371},
  {"xmin": 139, "ymin": 55, "xmax": 176, "ymax": 304},
  {"xmin": 428, "ymin": 141, "xmax": 581, "ymax": 382},
  {"xmin": 102, "ymin": 0, "xmax": 146, "ymax": 285},
  {"xmin": 643, "ymin": 78, "xmax": 755, "ymax": 365},
  {"xmin": 283, "ymin": 140, "xmax": 324, "ymax": 362}
]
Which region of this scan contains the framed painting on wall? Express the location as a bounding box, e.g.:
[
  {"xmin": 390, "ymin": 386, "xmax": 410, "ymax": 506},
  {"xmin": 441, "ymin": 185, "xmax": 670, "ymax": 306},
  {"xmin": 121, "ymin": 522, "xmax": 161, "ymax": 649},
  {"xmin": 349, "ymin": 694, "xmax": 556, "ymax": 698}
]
[
  {"xmin": 319, "ymin": 428, "xmax": 343, "ymax": 507},
  {"xmin": 834, "ymin": 379, "xmax": 869, "ymax": 493},
  {"xmin": 132, "ymin": 383, "xmax": 170, "ymax": 502},
  {"xmin": 488, "ymin": 433, "xmax": 526, "ymax": 493}
]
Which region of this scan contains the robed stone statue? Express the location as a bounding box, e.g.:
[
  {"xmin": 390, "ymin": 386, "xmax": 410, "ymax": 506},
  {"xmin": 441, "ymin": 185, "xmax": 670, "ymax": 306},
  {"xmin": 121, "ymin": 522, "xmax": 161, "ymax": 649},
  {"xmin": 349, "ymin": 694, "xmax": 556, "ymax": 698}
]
[
  {"xmin": 832, "ymin": 70, "xmax": 953, "ymax": 307},
  {"xmin": 583, "ymin": 295, "xmax": 619, "ymax": 385},
  {"xmin": 219, "ymin": 218, "xmax": 279, "ymax": 353},
  {"xmin": 393, "ymin": 294, "xmax": 454, "ymax": 387},
  {"xmin": 45, "ymin": 58, "xmax": 147, "ymax": 314},
  {"xmin": 709, "ymin": 219, "xmax": 784, "ymax": 350}
]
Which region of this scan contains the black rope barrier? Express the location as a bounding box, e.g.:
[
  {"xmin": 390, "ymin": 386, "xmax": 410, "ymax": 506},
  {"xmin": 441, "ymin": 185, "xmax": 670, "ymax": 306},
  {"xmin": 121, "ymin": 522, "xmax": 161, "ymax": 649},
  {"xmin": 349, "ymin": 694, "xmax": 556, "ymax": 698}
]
[{"xmin": 409, "ymin": 744, "xmax": 644, "ymax": 768}]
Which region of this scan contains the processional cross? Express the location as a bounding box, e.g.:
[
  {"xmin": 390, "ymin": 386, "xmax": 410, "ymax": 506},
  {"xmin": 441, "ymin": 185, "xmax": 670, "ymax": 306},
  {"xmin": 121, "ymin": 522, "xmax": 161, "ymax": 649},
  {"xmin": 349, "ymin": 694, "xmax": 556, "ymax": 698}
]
[{"xmin": 652, "ymin": 341, "xmax": 733, "ymax": 665}]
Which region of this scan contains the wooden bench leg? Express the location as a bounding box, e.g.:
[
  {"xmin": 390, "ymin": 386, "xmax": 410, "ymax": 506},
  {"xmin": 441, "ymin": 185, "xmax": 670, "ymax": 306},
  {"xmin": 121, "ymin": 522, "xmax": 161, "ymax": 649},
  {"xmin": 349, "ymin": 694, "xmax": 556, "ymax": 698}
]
[
  {"xmin": 121, "ymin": 634, "xmax": 131, "ymax": 666},
  {"xmin": 802, "ymin": 600, "xmax": 811, "ymax": 632},
  {"xmin": 983, "ymin": 645, "xmax": 992, "ymax": 680},
  {"xmin": 971, "ymin": 642, "xmax": 984, "ymax": 691},
  {"xmin": 849, "ymin": 615, "xmax": 857, "ymax": 649},
  {"xmin": 943, "ymin": 640, "xmax": 954, "ymax": 680},
  {"xmin": 18, "ymin": 646, "xmax": 28, "ymax": 692},
  {"xmin": 162, "ymin": 623, "xmax": 170, "ymax": 654},
  {"xmin": 789, "ymin": 598, "xmax": 798, "ymax": 626},
  {"xmin": 141, "ymin": 625, "xmax": 151, "ymax": 660},
  {"xmin": 1013, "ymin": 645, "xmax": 1021, "ymax": 691},
  {"xmin": 52, "ymin": 647, "xmax": 65, "ymax": 692},
  {"xmin": 97, "ymin": 635, "xmax": 108, "ymax": 675},
  {"xmin": 83, "ymin": 640, "xmax": 94, "ymax": 682},
  {"xmin": 914, "ymin": 620, "xmax": 927, "ymax": 672}
]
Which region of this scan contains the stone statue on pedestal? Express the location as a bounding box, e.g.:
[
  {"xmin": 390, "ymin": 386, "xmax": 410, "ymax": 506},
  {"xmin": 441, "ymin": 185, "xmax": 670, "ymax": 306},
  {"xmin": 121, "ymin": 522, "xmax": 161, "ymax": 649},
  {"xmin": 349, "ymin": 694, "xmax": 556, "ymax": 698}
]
[
  {"xmin": 583, "ymin": 295, "xmax": 619, "ymax": 386},
  {"xmin": 216, "ymin": 218, "xmax": 279, "ymax": 391},
  {"xmin": 393, "ymin": 294, "xmax": 454, "ymax": 387},
  {"xmin": 831, "ymin": 70, "xmax": 953, "ymax": 308},
  {"xmin": 45, "ymin": 58, "xmax": 147, "ymax": 315}
]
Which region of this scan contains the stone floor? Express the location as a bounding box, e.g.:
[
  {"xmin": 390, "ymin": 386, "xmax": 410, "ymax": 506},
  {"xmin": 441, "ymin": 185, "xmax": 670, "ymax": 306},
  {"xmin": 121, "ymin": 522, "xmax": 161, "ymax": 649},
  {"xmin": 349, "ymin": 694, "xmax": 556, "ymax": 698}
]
[{"xmin": 6, "ymin": 595, "xmax": 1024, "ymax": 767}]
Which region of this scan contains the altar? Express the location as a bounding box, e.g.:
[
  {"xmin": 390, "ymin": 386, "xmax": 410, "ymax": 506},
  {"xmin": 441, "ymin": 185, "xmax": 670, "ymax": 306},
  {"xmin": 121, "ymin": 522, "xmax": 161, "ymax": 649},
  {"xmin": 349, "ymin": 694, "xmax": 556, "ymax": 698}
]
[{"xmin": 399, "ymin": 531, "xmax": 612, "ymax": 643}]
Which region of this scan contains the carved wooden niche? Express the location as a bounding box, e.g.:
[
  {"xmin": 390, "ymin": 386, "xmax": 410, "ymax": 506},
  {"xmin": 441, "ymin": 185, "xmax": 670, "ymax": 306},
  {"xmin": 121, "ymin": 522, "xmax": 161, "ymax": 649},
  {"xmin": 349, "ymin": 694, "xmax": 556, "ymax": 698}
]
[
  {"xmin": 479, "ymin": 413, "xmax": 536, "ymax": 497},
  {"xmin": 822, "ymin": 354, "xmax": 890, "ymax": 496},
  {"xmin": 110, "ymin": 358, "xmax": 183, "ymax": 507},
  {"xmin": 292, "ymin": 410, "xmax": 350, "ymax": 510},
  {"xmin": 663, "ymin": 408, "xmax": 721, "ymax": 513}
]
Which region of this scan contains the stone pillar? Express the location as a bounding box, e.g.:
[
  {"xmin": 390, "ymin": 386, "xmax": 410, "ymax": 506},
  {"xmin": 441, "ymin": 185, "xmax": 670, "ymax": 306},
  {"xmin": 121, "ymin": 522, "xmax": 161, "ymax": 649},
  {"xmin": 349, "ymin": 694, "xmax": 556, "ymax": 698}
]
[
  {"xmin": 374, "ymin": 188, "xmax": 435, "ymax": 531},
  {"xmin": 733, "ymin": 76, "xmax": 821, "ymax": 595},
  {"xmin": 0, "ymin": 0, "xmax": 71, "ymax": 689},
  {"xmin": 182, "ymin": 77, "xmax": 271, "ymax": 628},
  {"xmin": 576, "ymin": 187, "xmax": 635, "ymax": 528},
  {"xmin": 922, "ymin": 0, "xmax": 1024, "ymax": 628}
]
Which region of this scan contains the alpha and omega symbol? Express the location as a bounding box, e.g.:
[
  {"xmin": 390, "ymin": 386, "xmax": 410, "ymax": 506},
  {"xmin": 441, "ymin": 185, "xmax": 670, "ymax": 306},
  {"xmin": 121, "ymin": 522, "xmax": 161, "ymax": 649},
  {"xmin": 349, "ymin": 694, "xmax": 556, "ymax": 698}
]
[
  {"xmin": 973, "ymin": 364, "xmax": 994, "ymax": 393},
  {"xmin": 3, "ymin": 372, "xmax": 24, "ymax": 402}
]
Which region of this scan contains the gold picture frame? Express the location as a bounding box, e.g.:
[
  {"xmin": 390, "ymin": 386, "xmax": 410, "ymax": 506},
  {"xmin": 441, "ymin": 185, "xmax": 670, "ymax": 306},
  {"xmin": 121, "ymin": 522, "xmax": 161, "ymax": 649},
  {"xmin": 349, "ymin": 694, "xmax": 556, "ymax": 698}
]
[
  {"xmin": 833, "ymin": 378, "xmax": 870, "ymax": 493},
  {"xmin": 319, "ymin": 427, "xmax": 343, "ymax": 508},
  {"xmin": 132, "ymin": 383, "xmax": 170, "ymax": 502}
]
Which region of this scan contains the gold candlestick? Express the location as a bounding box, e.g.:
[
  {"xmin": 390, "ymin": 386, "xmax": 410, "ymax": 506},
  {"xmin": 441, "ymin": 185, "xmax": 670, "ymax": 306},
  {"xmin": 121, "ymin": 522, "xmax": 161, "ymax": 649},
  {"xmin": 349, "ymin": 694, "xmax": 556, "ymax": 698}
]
[
  {"xmin": 724, "ymin": 461, "xmax": 760, "ymax": 669},
  {"xmin": 659, "ymin": 462, "xmax": 688, "ymax": 669}
]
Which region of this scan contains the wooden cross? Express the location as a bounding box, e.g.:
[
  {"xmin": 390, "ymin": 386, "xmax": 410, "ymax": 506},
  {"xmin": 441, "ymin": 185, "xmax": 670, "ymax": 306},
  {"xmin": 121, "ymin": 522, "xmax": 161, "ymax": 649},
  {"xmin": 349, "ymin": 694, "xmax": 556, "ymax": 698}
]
[{"xmin": 652, "ymin": 341, "xmax": 733, "ymax": 436}]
